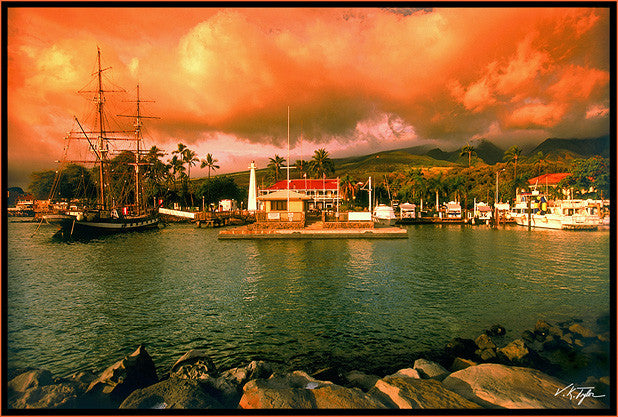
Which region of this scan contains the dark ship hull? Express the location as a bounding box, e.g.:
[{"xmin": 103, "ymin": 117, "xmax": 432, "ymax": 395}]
[{"xmin": 45, "ymin": 212, "xmax": 159, "ymax": 239}]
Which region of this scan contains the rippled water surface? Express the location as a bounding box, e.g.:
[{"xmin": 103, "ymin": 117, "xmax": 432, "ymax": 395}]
[{"xmin": 6, "ymin": 222, "xmax": 611, "ymax": 377}]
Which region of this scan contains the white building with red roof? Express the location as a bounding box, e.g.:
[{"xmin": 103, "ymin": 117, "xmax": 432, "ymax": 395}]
[{"xmin": 259, "ymin": 179, "xmax": 340, "ymax": 210}]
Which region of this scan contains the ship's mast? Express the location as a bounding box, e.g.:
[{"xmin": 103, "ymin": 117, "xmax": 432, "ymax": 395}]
[
  {"xmin": 119, "ymin": 84, "xmax": 159, "ymax": 215},
  {"xmin": 96, "ymin": 48, "xmax": 107, "ymax": 209},
  {"xmin": 134, "ymin": 85, "xmax": 142, "ymax": 212}
]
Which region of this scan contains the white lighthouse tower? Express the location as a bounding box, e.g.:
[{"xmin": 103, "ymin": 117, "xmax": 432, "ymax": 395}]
[{"xmin": 248, "ymin": 161, "xmax": 257, "ymax": 212}]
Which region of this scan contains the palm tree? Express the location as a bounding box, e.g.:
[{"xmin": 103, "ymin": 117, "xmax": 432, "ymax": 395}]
[
  {"xmin": 404, "ymin": 168, "xmax": 424, "ymax": 201},
  {"xmin": 200, "ymin": 153, "xmax": 220, "ymax": 179},
  {"xmin": 340, "ymin": 174, "xmax": 357, "ymax": 204},
  {"xmin": 534, "ymin": 151, "xmax": 547, "ymax": 177},
  {"xmin": 183, "ymin": 149, "xmax": 200, "ymax": 180},
  {"xmin": 172, "ymin": 143, "xmax": 188, "ymax": 162},
  {"xmin": 503, "ymin": 146, "xmax": 522, "ymax": 180},
  {"xmin": 294, "ymin": 159, "xmax": 308, "ymax": 179},
  {"xmin": 310, "ymin": 148, "xmax": 335, "ymax": 178},
  {"xmin": 268, "ymin": 155, "xmax": 286, "ymax": 182},
  {"xmin": 460, "ymin": 144, "xmax": 477, "ymax": 167},
  {"xmin": 169, "ymin": 154, "xmax": 186, "ymax": 183}
]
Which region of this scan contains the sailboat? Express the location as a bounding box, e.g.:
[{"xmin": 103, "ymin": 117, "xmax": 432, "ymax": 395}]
[{"xmin": 43, "ymin": 49, "xmax": 159, "ymax": 238}]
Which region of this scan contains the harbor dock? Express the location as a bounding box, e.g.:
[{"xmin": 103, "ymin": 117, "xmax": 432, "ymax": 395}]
[{"xmin": 218, "ymin": 226, "xmax": 408, "ymax": 239}]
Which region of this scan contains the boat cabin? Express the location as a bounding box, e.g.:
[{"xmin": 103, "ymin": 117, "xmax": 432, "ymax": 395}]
[
  {"xmin": 444, "ymin": 201, "xmax": 462, "ymax": 219},
  {"xmin": 474, "ymin": 202, "xmax": 492, "ymax": 221},
  {"xmin": 399, "ymin": 203, "xmax": 416, "ymax": 219}
]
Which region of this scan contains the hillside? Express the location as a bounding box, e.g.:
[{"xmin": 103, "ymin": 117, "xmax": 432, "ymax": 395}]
[
  {"xmin": 199, "ymin": 136, "xmax": 609, "ymax": 189},
  {"xmin": 528, "ymin": 136, "xmax": 610, "ymax": 159},
  {"xmin": 424, "ymin": 140, "xmax": 504, "ymax": 165}
]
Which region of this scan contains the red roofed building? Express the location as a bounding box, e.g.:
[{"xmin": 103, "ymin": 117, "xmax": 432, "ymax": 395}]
[
  {"xmin": 259, "ymin": 179, "xmax": 340, "ymax": 210},
  {"xmin": 527, "ymin": 173, "xmax": 570, "ymax": 187}
]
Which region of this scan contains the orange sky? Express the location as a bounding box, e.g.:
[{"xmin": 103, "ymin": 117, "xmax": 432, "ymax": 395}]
[{"xmin": 6, "ymin": 6, "xmax": 611, "ymax": 187}]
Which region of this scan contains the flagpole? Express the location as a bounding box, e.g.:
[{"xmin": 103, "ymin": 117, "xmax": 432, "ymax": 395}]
[{"xmin": 287, "ymin": 106, "xmax": 290, "ymax": 211}]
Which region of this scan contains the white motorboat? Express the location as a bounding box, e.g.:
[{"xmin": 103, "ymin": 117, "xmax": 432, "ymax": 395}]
[
  {"xmin": 373, "ymin": 204, "xmax": 397, "ymax": 227},
  {"xmin": 514, "ymin": 199, "xmax": 598, "ymax": 230}
]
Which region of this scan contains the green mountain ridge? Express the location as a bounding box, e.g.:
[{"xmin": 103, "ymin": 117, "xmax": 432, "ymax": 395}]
[{"xmin": 215, "ymin": 136, "xmax": 610, "ymax": 188}]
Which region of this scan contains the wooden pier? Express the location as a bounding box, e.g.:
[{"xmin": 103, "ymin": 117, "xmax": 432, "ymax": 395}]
[{"xmin": 158, "ymin": 208, "xmax": 255, "ymax": 227}]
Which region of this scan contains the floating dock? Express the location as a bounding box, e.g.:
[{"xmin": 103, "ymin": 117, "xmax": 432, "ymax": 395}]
[{"xmin": 218, "ymin": 226, "xmax": 408, "ymax": 239}]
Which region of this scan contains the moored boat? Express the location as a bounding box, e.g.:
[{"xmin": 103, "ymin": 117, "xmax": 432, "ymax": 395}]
[
  {"xmin": 43, "ymin": 48, "xmax": 159, "ymax": 239},
  {"xmin": 513, "ymin": 198, "xmax": 598, "ymax": 231},
  {"xmin": 373, "ymin": 204, "xmax": 397, "ymax": 227}
]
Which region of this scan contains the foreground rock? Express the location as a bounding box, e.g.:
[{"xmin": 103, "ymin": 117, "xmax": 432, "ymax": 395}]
[
  {"xmin": 369, "ymin": 374, "xmax": 481, "ymax": 409},
  {"xmin": 239, "ymin": 371, "xmax": 386, "ymax": 409},
  {"xmin": 120, "ymin": 377, "xmax": 223, "ymax": 409},
  {"xmin": 7, "ymin": 370, "xmax": 82, "ymax": 409},
  {"xmin": 81, "ymin": 345, "xmax": 158, "ymax": 408},
  {"xmin": 443, "ymin": 363, "xmax": 607, "ymax": 409}
]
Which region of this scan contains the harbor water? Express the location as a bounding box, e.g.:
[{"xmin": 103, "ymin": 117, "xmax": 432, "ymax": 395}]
[{"xmin": 6, "ymin": 222, "xmax": 611, "ymax": 378}]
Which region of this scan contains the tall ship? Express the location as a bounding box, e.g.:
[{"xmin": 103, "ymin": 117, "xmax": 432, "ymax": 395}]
[{"xmin": 43, "ymin": 49, "xmax": 159, "ymax": 238}]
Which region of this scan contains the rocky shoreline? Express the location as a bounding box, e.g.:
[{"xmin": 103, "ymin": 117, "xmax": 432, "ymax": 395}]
[{"xmin": 7, "ymin": 315, "xmax": 611, "ymax": 409}]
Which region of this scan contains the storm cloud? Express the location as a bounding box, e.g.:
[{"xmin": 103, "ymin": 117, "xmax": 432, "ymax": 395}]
[{"xmin": 6, "ymin": 6, "xmax": 610, "ymax": 185}]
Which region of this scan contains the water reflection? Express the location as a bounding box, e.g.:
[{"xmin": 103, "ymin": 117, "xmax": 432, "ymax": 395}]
[{"xmin": 7, "ymin": 222, "xmax": 610, "ymax": 377}]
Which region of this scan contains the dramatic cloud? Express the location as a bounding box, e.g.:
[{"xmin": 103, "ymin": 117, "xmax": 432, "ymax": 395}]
[{"xmin": 6, "ymin": 6, "xmax": 611, "ymax": 186}]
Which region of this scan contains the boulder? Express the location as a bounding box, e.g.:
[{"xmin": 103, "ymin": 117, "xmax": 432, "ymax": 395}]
[
  {"xmin": 171, "ymin": 349, "xmax": 217, "ymax": 380},
  {"xmin": 239, "ymin": 371, "xmax": 385, "ymax": 409},
  {"xmin": 568, "ymin": 324, "xmax": 596, "ymax": 339},
  {"xmin": 535, "ymin": 319, "xmax": 553, "ymax": 335},
  {"xmin": 451, "ymin": 358, "xmax": 477, "ymax": 372},
  {"xmin": 561, "ymin": 333, "xmax": 574, "ymax": 346},
  {"xmin": 311, "ymin": 385, "xmax": 387, "ymax": 408},
  {"xmin": 9, "ymin": 381, "xmax": 81, "ymax": 409},
  {"xmin": 84, "ymin": 345, "xmax": 158, "ymax": 408},
  {"xmin": 344, "ymin": 370, "xmax": 379, "ymax": 392},
  {"xmin": 521, "ymin": 330, "xmax": 536, "ymax": 344},
  {"xmin": 413, "ymin": 359, "xmax": 449, "ymax": 381},
  {"xmin": 8, "ymin": 370, "xmax": 53, "ymax": 393},
  {"xmin": 219, "ymin": 360, "xmax": 274, "ymax": 387},
  {"xmin": 476, "ymin": 348, "xmax": 497, "ymax": 362},
  {"xmin": 240, "ymin": 378, "xmax": 316, "ymax": 409},
  {"xmin": 486, "ymin": 324, "xmax": 506, "ymax": 337},
  {"xmin": 369, "ymin": 375, "xmax": 481, "ymax": 409},
  {"xmin": 498, "ymin": 339, "xmax": 529, "ymax": 362},
  {"xmin": 67, "ymin": 371, "xmax": 99, "ymax": 393},
  {"xmin": 445, "ymin": 338, "xmax": 477, "ymax": 359},
  {"xmin": 393, "ymin": 368, "xmax": 422, "ymax": 379},
  {"xmin": 475, "ymin": 334, "xmax": 496, "ymax": 350},
  {"xmin": 200, "ymin": 374, "xmax": 242, "ymax": 408},
  {"xmin": 120, "ymin": 377, "xmax": 223, "ymax": 409},
  {"xmin": 443, "ymin": 363, "xmax": 607, "ymax": 409}
]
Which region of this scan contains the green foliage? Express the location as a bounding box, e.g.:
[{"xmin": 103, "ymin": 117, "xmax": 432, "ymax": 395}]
[
  {"xmin": 29, "ymin": 164, "xmax": 96, "ymax": 201},
  {"xmin": 267, "ymin": 155, "xmax": 286, "ymax": 182},
  {"xmin": 560, "ymin": 156, "xmax": 610, "ymax": 199},
  {"xmin": 309, "ymin": 148, "xmax": 335, "ymax": 178},
  {"xmin": 200, "ymin": 153, "xmax": 220, "ymax": 179},
  {"xmin": 198, "ymin": 176, "xmax": 242, "ymax": 206}
]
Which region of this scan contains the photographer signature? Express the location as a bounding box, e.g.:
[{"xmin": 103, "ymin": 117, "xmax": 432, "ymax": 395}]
[{"xmin": 555, "ymin": 383, "xmax": 606, "ymax": 406}]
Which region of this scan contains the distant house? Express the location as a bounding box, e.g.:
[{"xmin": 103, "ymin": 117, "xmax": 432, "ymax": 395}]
[
  {"xmin": 256, "ymin": 189, "xmax": 311, "ymax": 223},
  {"xmin": 259, "ymin": 179, "xmax": 340, "ymax": 210}
]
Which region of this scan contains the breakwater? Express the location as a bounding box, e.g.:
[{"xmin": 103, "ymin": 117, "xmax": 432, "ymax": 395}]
[{"xmin": 7, "ymin": 316, "xmax": 611, "ymax": 409}]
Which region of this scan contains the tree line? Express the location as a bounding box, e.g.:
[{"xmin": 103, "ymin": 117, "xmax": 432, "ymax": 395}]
[
  {"xmin": 28, "ymin": 142, "xmax": 609, "ymax": 211},
  {"xmin": 28, "ymin": 143, "xmax": 241, "ymax": 209}
]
